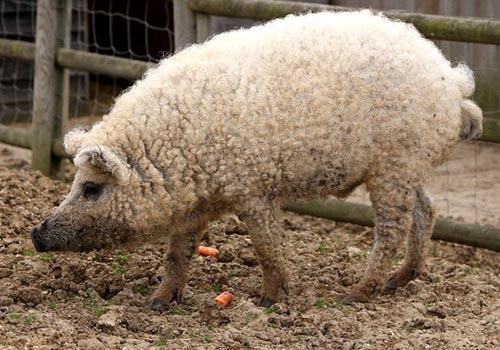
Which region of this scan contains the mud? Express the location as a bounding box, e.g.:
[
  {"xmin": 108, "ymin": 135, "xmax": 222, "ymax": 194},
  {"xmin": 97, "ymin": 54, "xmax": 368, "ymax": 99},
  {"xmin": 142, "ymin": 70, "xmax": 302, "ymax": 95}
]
[{"xmin": 0, "ymin": 142, "xmax": 499, "ymax": 349}]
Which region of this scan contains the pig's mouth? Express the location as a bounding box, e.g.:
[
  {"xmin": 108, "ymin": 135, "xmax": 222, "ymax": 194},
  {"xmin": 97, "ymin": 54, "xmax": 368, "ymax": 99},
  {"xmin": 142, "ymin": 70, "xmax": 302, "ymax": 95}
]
[
  {"xmin": 30, "ymin": 220, "xmax": 80, "ymax": 252},
  {"xmin": 30, "ymin": 226, "xmax": 48, "ymax": 252},
  {"xmin": 30, "ymin": 219, "xmax": 136, "ymax": 252}
]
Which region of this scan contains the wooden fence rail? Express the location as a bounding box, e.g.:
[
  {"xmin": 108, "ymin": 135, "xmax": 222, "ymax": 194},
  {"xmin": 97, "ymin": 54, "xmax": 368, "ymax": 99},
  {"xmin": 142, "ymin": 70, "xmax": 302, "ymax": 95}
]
[
  {"xmin": 188, "ymin": 0, "xmax": 500, "ymax": 45},
  {"xmin": 284, "ymin": 199, "xmax": 500, "ymax": 252},
  {"xmin": 0, "ymin": 38, "xmax": 35, "ymax": 62},
  {"xmin": 56, "ymin": 48, "xmax": 153, "ymax": 81},
  {"xmin": 0, "ymin": 39, "xmax": 152, "ymax": 81}
]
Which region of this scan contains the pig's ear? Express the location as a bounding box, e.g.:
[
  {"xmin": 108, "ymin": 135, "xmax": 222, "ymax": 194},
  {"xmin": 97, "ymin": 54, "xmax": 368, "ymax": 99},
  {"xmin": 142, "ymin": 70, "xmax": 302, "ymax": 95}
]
[
  {"xmin": 74, "ymin": 146, "xmax": 130, "ymax": 185},
  {"xmin": 63, "ymin": 128, "xmax": 88, "ymax": 156}
]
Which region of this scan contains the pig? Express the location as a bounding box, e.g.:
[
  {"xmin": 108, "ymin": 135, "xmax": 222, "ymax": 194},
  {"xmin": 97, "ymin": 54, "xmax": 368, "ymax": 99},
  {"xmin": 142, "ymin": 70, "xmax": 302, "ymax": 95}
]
[{"xmin": 31, "ymin": 10, "xmax": 482, "ymax": 309}]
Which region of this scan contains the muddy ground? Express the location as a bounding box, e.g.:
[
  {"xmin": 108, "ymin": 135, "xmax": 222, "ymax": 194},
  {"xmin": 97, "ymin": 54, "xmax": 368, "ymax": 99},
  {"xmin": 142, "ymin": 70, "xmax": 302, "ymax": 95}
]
[{"xmin": 0, "ymin": 142, "xmax": 499, "ymax": 349}]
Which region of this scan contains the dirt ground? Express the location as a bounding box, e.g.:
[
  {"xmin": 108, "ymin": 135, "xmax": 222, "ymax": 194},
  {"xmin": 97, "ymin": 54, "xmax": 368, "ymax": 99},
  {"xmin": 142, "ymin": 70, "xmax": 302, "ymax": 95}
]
[{"xmin": 0, "ymin": 142, "xmax": 499, "ymax": 350}]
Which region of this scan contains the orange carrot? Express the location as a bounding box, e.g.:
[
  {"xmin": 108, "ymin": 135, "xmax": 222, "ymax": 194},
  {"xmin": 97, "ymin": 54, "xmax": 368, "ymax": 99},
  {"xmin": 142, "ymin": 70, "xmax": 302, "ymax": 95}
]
[
  {"xmin": 214, "ymin": 291, "xmax": 233, "ymax": 306},
  {"xmin": 198, "ymin": 245, "xmax": 219, "ymax": 257}
]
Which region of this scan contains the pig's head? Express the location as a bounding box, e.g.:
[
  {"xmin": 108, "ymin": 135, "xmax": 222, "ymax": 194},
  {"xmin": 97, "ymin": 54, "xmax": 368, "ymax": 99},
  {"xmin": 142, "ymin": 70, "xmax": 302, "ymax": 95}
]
[{"xmin": 30, "ymin": 129, "xmax": 139, "ymax": 252}]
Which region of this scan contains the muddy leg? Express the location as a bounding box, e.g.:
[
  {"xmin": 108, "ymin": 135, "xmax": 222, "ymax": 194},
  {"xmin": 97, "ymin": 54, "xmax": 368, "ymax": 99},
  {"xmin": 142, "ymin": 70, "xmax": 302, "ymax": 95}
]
[
  {"xmin": 149, "ymin": 230, "xmax": 205, "ymax": 310},
  {"xmin": 384, "ymin": 188, "xmax": 435, "ymax": 292},
  {"xmin": 342, "ymin": 175, "xmax": 415, "ymax": 304},
  {"xmin": 240, "ymin": 202, "xmax": 289, "ymax": 307}
]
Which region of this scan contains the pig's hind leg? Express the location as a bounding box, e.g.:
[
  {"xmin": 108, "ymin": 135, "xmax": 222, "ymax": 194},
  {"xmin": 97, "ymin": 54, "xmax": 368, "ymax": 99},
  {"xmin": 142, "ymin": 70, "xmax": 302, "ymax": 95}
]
[
  {"xmin": 384, "ymin": 187, "xmax": 435, "ymax": 292},
  {"xmin": 240, "ymin": 199, "xmax": 289, "ymax": 308},
  {"xmin": 342, "ymin": 170, "xmax": 416, "ymax": 304},
  {"xmin": 149, "ymin": 229, "xmax": 206, "ymax": 311}
]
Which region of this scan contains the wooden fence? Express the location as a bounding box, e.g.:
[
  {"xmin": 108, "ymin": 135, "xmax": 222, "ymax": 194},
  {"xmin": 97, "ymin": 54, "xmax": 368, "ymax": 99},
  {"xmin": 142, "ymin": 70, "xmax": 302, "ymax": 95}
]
[
  {"xmin": 0, "ymin": 0, "xmax": 499, "ymax": 173},
  {"xmin": 0, "ymin": 0, "xmax": 153, "ymax": 177},
  {"xmin": 0, "ymin": 0, "xmax": 499, "ymax": 249}
]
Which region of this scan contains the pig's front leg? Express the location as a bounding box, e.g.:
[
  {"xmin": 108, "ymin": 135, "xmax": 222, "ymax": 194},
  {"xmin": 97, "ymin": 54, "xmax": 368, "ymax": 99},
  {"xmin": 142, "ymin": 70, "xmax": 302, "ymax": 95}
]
[
  {"xmin": 149, "ymin": 230, "xmax": 205, "ymax": 310},
  {"xmin": 240, "ymin": 200, "xmax": 289, "ymax": 308}
]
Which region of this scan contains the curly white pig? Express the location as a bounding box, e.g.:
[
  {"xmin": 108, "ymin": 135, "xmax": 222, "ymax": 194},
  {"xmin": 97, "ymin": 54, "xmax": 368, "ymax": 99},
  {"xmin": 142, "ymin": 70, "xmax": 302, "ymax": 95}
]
[{"xmin": 31, "ymin": 10, "xmax": 482, "ymax": 309}]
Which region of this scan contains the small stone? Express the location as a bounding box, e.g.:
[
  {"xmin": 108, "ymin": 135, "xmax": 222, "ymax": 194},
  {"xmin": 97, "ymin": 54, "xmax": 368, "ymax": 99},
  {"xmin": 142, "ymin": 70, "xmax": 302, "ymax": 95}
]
[
  {"xmin": 97, "ymin": 313, "xmax": 117, "ymax": 329},
  {"xmin": 97, "ymin": 306, "xmax": 124, "ymax": 329},
  {"xmin": 77, "ymin": 338, "xmax": 104, "ymax": 350},
  {"xmin": 346, "ymin": 246, "xmax": 363, "ymax": 257}
]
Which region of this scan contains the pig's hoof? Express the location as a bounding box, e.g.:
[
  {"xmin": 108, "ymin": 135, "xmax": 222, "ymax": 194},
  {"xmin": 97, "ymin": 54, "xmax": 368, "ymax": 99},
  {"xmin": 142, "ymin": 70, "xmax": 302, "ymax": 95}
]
[
  {"xmin": 340, "ymin": 293, "xmax": 369, "ymax": 305},
  {"xmin": 384, "ymin": 269, "xmax": 419, "ymax": 293},
  {"xmin": 149, "ymin": 298, "xmax": 168, "ymax": 311},
  {"xmin": 148, "ymin": 287, "xmax": 183, "ymax": 311},
  {"xmin": 257, "ymin": 297, "xmax": 275, "ymax": 308},
  {"xmin": 256, "ymin": 280, "xmax": 288, "ymax": 308}
]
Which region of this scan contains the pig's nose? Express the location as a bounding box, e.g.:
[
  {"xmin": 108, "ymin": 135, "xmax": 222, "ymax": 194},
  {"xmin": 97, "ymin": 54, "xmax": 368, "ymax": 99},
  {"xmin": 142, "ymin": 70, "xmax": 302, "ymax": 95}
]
[{"xmin": 30, "ymin": 226, "xmax": 46, "ymax": 252}]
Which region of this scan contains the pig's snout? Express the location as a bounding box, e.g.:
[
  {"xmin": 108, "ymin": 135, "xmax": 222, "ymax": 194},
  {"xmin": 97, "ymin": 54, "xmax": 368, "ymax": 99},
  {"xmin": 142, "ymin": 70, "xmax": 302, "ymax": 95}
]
[{"xmin": 30, "ymin": 222, "xmax": 48, "ymax": 252}]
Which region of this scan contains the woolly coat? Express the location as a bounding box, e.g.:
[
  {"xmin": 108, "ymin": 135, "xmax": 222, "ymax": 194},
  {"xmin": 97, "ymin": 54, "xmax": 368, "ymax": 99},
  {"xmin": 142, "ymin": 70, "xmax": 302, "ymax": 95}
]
[{"xmin": 64, "ymin": 10, "xmax": 480, "ymax": 238}]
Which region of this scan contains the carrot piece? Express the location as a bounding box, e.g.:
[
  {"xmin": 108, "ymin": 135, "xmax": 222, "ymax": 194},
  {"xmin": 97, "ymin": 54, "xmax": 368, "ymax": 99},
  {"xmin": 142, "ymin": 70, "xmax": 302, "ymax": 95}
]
[
  {"xmin": 214, "ymin": 291, "xmax": 233, "ymax": 306},
  {"xmin": 198, "ymin": 245, "xmax": 219, "ymax": 257}
]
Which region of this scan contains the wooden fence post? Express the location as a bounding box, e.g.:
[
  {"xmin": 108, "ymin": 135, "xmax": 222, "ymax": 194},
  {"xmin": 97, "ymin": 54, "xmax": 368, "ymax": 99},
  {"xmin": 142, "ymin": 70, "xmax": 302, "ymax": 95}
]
[
  {"xmin": 32, "ymin": 0, "xmax": 72, "ymax": 178},
  {"xmin": 174, "ymin": 0, "xmax": 197, "ymax": 50},
  {"xmin": 196, "ymin": 13, "xmax": 211, "ymax": 43}
]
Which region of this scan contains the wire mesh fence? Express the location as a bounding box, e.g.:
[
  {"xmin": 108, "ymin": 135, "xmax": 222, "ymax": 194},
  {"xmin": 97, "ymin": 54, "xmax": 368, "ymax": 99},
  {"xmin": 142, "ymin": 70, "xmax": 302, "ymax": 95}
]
[
  {"xmin": 67, "ymin": 0, "xmax": 174, "ymax": 124},
  {"xmin": 433, "ymin": 50, "xmax": 500, "ymax": 226},
  {"xmin": 0, "ymin": 0, "xmax": 174, "ymax": 127},
  {"xmin": 0, "ymin": 0, "xmax": 36, "ymax": 126}
]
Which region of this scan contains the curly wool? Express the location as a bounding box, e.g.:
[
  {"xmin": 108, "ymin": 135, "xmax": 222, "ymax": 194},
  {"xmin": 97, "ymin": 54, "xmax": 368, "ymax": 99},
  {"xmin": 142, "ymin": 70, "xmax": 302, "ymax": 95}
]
[{"xmin": 65, "ymin": 10, "xmax": 480, "ymax": 235}]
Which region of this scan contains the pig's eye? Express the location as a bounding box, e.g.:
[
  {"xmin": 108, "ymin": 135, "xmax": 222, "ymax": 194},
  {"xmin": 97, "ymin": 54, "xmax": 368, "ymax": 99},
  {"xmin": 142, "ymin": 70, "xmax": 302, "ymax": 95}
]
[{"xmin": 82, "ymin": 182, "xmax": 102, "ymax": 200}]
